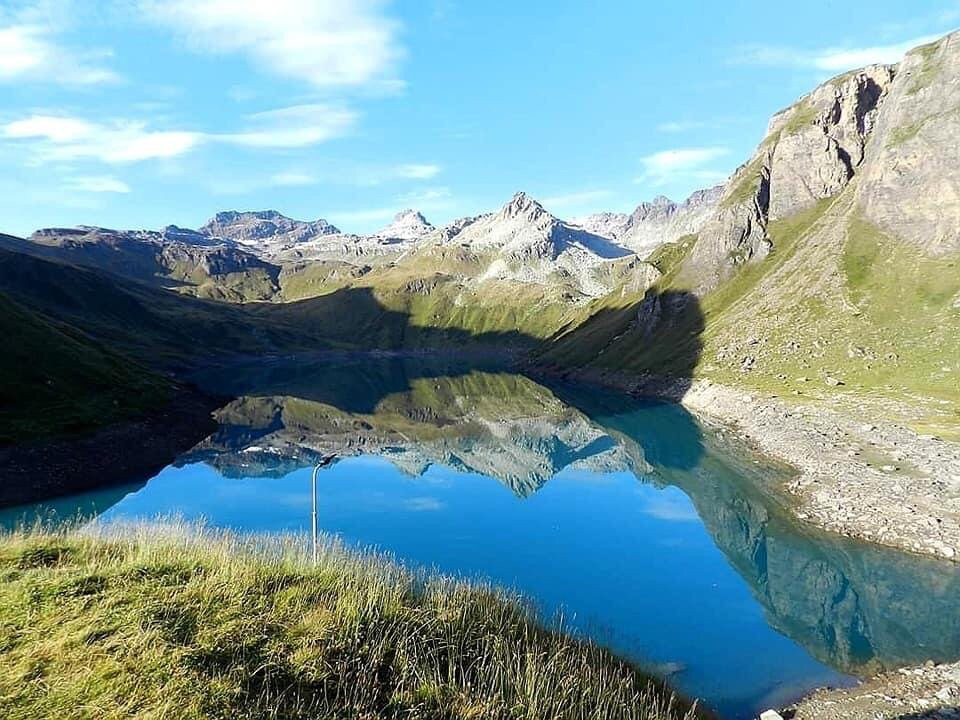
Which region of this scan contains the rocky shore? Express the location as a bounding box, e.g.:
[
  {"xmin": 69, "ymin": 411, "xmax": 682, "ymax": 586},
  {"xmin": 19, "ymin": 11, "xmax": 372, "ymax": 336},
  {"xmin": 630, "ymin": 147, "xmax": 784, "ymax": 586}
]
[
  {"xmin": 681, "ymin": 381, "xmax": 960, "ymax": 562},
  {"xmin": 785, "ymin": 660, "xmax": 960, "ymax": 720}
]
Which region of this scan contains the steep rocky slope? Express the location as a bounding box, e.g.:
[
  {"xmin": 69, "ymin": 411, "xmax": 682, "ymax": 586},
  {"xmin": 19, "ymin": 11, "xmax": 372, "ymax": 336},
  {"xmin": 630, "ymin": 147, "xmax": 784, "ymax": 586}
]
[{"xmin": 541, "ymin": 31, "xmax": 960, "ymax": 422}]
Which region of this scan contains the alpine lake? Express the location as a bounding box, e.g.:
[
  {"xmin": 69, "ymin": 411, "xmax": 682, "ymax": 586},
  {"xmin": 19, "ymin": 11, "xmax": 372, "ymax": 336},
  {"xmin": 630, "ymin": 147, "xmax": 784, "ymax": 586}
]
[{"xmin": 5, "ymin": 355, "xmax": 960, "ymax": 719}]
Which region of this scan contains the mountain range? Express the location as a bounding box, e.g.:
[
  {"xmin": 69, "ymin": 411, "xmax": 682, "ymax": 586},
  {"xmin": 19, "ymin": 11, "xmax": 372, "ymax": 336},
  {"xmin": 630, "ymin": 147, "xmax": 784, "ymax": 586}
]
[{"xmin": 1, "ymin": 30, "xmax": 959, "ymax": 448}]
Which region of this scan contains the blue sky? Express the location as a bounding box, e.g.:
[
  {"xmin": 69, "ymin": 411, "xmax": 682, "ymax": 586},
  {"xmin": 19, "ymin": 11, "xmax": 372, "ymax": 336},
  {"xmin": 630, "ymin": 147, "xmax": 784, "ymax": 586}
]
[{"xmin": 1, "ymin": 0, "xmax": 958, "ymax": 236}]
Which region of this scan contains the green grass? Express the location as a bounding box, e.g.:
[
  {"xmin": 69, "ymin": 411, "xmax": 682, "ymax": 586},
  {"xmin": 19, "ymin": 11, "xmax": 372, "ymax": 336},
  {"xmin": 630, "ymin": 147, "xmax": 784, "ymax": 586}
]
[
  {"xmin": 0, "ymin": 292, "xmax": 172, "ymax": 444},
  {"xmin": 906, "ymin": 39, "xmax": 944, "ymax": 96},
  {"xmin": 778, "ymin": 99, "xmax": 819, "ymax": 137},
  {"xmin": 700, "ymin": 198, "xmax": 832, "ymax": 321},
  {"xmin": 0, "ymin": 523, "xmax": 698, "ymax": 720},
  {"xmin": 647, "ymin": 235, "xmax": 697, "ymax": 278},
  {"xmin": 720, "ymin": 155, "xmax": 766, "ymax": 210},
  {"xmin": 886, "ymin": 119, "xmax": 925, "ymax": 148}
]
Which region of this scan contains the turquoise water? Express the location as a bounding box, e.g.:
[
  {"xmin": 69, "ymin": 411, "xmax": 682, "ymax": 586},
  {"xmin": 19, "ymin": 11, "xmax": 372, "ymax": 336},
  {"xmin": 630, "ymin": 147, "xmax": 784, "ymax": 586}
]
[{"xmin": 6, "ymin": 357, "xmax": 960, "ymax": 718}]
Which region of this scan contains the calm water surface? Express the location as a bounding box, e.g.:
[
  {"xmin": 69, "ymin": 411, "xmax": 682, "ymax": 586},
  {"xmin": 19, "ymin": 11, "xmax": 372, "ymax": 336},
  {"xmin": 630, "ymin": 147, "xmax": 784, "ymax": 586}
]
[{"xmin": 6, "ymin": 356, "xmax": 960, "ymax": 718}]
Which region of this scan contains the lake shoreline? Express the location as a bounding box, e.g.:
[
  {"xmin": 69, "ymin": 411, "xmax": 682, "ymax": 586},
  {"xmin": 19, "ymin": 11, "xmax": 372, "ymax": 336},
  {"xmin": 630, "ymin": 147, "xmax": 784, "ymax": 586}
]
[
  {"xmin": 784, "ymin": 660, "xmax": 960, "ymax": 720},
  {"xmin": 527, "ymin": 364, "xmax": 960, "ymax": 563},
  {"xmin": 0, "ymin": 384, "xmax": 224, "ymax": 508}
]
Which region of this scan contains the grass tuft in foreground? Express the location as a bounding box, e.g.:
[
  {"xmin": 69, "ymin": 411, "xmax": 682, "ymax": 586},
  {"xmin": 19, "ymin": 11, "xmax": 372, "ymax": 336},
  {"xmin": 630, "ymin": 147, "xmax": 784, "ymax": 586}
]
[{"xmin": 0, "ymin": 522, "xmax": 699, "ymax": 720}]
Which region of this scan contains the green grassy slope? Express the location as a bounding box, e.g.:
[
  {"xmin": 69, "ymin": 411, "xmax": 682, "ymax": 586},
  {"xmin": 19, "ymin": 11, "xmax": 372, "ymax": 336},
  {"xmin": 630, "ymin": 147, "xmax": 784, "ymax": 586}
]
[
  {"xmin": 0, "ymin": 525, "xmax": 697, "ymax": 720},
  {"xmin": 535, "ymin": 184, "xmax": 960, "ymax": 436},
  {"xmin": 0, "ymin": 293, "xmax": 172, "ymax": 443}
]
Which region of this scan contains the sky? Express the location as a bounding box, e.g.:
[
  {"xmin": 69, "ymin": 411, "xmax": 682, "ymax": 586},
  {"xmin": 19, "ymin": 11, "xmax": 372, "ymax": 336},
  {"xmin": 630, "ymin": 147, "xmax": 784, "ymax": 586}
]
[{"xmin": 1, "ymin": 0, "xmax": 958, "ymax": 237}]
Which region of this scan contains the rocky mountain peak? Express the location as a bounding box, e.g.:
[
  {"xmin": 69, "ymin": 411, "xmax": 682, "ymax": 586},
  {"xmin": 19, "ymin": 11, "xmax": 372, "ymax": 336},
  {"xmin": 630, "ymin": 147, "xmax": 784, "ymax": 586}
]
[
  {"xmin": 375, "ymin": 209, "xmax": 435, "ymax": 240},
  {"xmin": 500, "ymin": 192, "xmax": 550, "ymax": 223},
  {"xmin": 199, "ymin": 210, "xmax": 341, "ymax": 245},
  {"xmin": 395, "ymin": 209, "xmax": 428, "ymax": 224}
]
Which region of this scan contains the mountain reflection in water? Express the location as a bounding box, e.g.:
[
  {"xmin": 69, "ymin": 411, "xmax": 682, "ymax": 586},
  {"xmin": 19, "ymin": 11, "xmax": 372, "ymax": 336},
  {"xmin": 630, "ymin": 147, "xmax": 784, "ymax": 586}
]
[{"xmin": 7, "ymin": 356, "xmax": 959, "ymax": 719}]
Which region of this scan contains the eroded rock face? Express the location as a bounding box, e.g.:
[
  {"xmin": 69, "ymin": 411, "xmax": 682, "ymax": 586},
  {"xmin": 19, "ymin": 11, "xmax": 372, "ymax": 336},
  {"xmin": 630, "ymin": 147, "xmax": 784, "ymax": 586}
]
[
  {"xmin": 767, "ymin": 65, "xmax": 895, "ymax": 221},
  {"xmin": 684, "ymin": 161, "xmax": 771, "ymax": 291},
  {"xmin": 682, "ymin": 62, "xmax": 897, "ymax": 292},
  {"xmin": 857, "ymin": 32, "xmax": 960, "ymax": 254}
]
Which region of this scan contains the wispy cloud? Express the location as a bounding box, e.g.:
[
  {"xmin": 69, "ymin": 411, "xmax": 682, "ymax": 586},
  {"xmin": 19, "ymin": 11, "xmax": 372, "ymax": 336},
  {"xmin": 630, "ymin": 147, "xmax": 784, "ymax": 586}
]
[
  {"xmin": 216, "ymin": 103, "xmax": 357, "ymax": 148},
  {"xmin": 396, "ymin": 163, "xmax": 441, "ymax": 180},
  {"xmin": 139, "ymin": 0, "xmax": 403, "ymax": 92},
  {"xmin": 330, "ymin": 186, "xmax": 455, "ymax": 231},
  {"xmin": 0, "ymin": 19, "xmax": 119, "ymax": 86},
  {"xmin": 639, "ymin": 493, "xmax": 700, "ymax": 522},
  {"xmin": 2, "ymin": 103, "xmax": 359, "ymax": 165},
  {"xmin": 269, "ymin": 171, "xmax": 317, "ymax": 187},
  {"xmin": 396, "ymin": 186, "xmax": 452, "ymax": 204},
  {"xmin": 656, "ymin": 120, "xmax": 709, "ymax": 134},
  {"xmin": 736, "ymin": 34, "xmax": 942, "ymax": 73},
  {"xmin": 3, "ymin": 114, "xmax": 200, "ymax": 163},
  {"xmin": 636, "ymin": 147, "xmax": 730, "ymax": 186},
  {"xmin": 63, "ymin": 175, "xmax": 131, "ymax": 193}
]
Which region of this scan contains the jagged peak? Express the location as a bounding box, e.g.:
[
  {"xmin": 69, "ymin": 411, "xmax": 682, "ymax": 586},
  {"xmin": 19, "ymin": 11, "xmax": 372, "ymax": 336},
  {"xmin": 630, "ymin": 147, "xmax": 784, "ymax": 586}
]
[
  {"xmin": 375, "ymin": 208, "xmax": 435, "ymax": 239},
  {"xmin": 392, "ymin": 208, "xmax": 428, "ymax": 224},
  {"xmin": 499, "ymin": 191, "xmax": 551, "ymax": 222}
]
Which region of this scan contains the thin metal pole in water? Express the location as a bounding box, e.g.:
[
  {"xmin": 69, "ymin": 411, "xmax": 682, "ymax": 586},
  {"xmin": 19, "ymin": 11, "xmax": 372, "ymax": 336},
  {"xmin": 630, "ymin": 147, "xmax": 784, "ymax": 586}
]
[
  {"xmin": 311, "ymin": 463, "xmax": 320, "ymax": 566},
  {"xmin": 310, "ymin": 454, "xmax": 338, "ymax": 566}
]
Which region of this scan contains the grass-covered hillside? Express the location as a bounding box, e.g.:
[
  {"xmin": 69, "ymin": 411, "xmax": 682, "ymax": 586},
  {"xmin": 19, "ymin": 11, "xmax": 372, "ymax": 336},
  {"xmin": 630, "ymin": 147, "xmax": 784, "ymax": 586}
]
[
  {"xmin": 0, "ymin": 292, "xmax": 172, "ymax": 444},
  {"xmin": 534, "ymin": 34, "xmax": 960, "ymax": 438},
  {"xmin": 0, "ymin": 524, "xmax": 698, "ymax": 720}
]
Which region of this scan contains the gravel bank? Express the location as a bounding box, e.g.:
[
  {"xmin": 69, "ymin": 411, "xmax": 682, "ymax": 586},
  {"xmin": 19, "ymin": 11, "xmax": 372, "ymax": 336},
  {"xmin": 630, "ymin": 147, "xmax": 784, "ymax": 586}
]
[
  {"xmin": 785, "ymin": 661, "xmax": 960, "ymax": 720},
  {"xmin": 681, "ymin": 381, "xmax": 960, "ymax": 562}
]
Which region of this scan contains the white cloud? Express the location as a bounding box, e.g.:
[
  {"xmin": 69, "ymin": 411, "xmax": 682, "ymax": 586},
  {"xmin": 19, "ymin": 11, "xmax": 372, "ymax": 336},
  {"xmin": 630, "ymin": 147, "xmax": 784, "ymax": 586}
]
[
  {"xmin": 139, "ymin": 0, "xmax": 403, "ymax": 91},
  {"xmin": 0, "ymin": 20, "xmax": 118, "ymax": 86},
  {"xmin": 2, "ymin": 104, "xmax": 357, "ymax": 166},
  {"xmin": 640, "ymin": 493, "xmax": 700, "ymax": 522},
  {"xmin": 656, "ymin": 120, "xmax": 709, "ymax": 134},
  {"xmin": 216, "ymin": 104, "xmax": 357, "ymax": 148},
  {"xmin": 330, "ymin": 186, "xmax": 455, "ymax": 231},
  {"xmin": 63, "ymin": 175, "xmax": 131, "ymax": 193},
  {"xmin": 270, "ymin": 171, "xmax": 317, "ymax": 187},
  {"xmin": 395, "ymin": 186, "xmax": 452, "ymax": 204},
  {"xmin": 328, "ymin": 206, "xmax": 399, "ymax": 226},
  {"xmin": 636, "ymin": 147, "xmax": 730, "ymax": 186},
  {"xmin": 736, "ymin": 34, "xmax": 942, "ymax": 73},
  {"xmin": 2, "ymin": 114, "xmax": 201, "ymax": 163},
  {"xmin": 395, "ymin": 163, "xmax": 441, "ymax": 180}
]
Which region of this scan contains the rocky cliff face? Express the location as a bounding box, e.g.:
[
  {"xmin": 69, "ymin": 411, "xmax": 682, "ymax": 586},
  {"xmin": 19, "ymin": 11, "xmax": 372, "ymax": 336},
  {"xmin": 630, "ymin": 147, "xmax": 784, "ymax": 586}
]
[
  {"xmin": 682, "ymin": 60, "xmax": 899, "ymax": 290},
  {"xmin": 857, "ymin": 33, "xmax": 960, "ymax": 253},
  {"xmin": 416, "ymin": 191, "xmax": 642, "ymax": 298}
]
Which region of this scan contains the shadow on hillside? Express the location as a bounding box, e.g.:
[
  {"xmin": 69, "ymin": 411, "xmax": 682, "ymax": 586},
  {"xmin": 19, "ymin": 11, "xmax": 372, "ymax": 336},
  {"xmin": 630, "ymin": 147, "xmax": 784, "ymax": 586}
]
[
  {"xmin": 0, "ymin": 245, "xmax": 707, "ymax": 412},
  {"xmin": 534, "ymin": 288, "xmax": 705, "ymax": 400}
]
